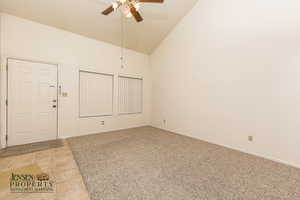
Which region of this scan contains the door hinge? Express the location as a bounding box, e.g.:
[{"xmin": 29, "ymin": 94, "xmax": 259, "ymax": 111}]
[
  {"xmin": 5, "ymin": 99, "xmax": 8, "ymax": 106},
  {"xmin": 5, "ymin": 135, "xmax": 8, "ymax": 142}
]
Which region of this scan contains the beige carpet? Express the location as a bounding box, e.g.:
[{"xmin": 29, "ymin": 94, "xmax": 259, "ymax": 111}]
[{"xmin": 68, "ymin": 126, "xmax": 300, "ymax": 200}]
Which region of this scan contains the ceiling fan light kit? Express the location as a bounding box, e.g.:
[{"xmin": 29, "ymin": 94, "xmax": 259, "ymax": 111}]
[{"xmin": 102, "ymin": 0, "xmax": 164, "ymax": 22}]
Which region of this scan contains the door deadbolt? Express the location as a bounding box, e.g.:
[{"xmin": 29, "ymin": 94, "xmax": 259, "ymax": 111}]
[
  {"xmin": 53, "ymin": 105, "xmax": 57, "ymax": 108},
  {"xmin": 53, "ymin": 100, "xmax": 57, "ymax": 103}
]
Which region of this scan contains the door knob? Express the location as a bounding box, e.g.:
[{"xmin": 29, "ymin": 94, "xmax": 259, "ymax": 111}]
[{"xmin": 53, "ymin": 105, "xmax": 57, "ymax": 108}]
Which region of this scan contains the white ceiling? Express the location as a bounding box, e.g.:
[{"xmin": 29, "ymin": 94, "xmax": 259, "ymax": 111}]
[{"xmin": 0, "ymin": 0, "xmax": 199, "ymax": 54}]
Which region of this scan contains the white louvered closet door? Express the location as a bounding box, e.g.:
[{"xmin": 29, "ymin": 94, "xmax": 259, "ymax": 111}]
[{"xmin": 119, "ymin": 76, "xmax": 143, "ymax": 114}]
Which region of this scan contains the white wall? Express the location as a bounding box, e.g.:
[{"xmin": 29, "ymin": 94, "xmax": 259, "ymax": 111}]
[
  {"xmin": 0, "ymin": 14, "xmax": 151, "ymax": 147},
  {"xmin": 0, "ymin": 13, "xmax": 3, "ymax": 146},
  {"xmin": 151, "ymin": 0, "xmax": 300, "ymax": 168}
]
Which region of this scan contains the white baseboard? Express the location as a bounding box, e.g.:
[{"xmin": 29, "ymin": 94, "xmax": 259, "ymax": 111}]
[
  {"xmin": 151, "ymin": 125, "xmax": 300, "ymax": 169},
  {"xmin": 59, "ymin": 124, "xmax": 151, "ymax": 139}
]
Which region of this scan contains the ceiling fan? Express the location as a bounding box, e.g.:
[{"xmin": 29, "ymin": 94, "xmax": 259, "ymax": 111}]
[{"xmin": 102, "ymin": 0, "xmax": 164, "ymax": 22}]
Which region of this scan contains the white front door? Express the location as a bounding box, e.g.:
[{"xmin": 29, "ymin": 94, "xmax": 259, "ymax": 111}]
[{"xmin": 7, "ymin": 59, "xmax": 58, "ymax": 146}]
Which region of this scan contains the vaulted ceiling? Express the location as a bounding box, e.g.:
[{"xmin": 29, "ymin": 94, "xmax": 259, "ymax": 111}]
[{"xmin": 0, "ymin": 0, "xmax": 199, "ymax": 54}]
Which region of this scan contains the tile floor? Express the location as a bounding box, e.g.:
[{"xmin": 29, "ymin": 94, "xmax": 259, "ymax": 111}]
[{"xmin": 0, "ymin": 140, "xmax": 90, "ymax": 200}]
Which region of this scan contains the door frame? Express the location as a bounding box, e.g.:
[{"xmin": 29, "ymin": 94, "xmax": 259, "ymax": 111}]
[{"xmin": 6, "ymin": 57, "xmax": 59, "ymax": 147}]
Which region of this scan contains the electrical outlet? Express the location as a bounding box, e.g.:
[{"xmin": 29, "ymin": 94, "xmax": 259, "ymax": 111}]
[
  {"xmin": 248, "ymin": 136, "xmax": 253, "ymax": 142},
  {"xmin": 100, "ymin": 121, "xmax": 105, "ymax": 125}
]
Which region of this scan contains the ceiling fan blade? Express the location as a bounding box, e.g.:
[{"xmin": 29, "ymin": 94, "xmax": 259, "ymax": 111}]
[
  {"xmin": 138, "ymin": 0, "xmax": 164, "ymax": 3},
  {"xmin": 102, "ymin": 5, "xmax": 114, "ymax": 15},
  {"xmin": 130, "ymin": 7, "xmax": 143, "ymax": 22}
]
